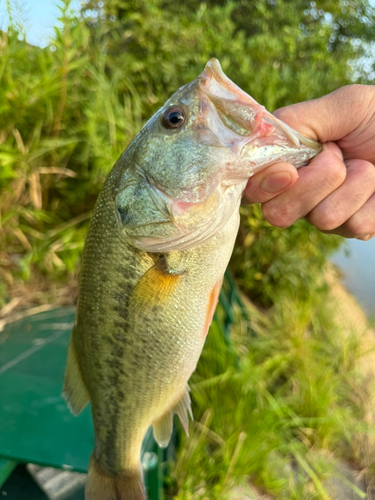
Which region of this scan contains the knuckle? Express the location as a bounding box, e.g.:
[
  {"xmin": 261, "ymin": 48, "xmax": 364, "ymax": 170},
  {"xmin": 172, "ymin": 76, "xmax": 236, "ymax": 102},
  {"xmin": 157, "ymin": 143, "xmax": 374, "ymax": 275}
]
[
  {"xmin": 336, "ymin": 84, "xmax": 371, "ymax": 105},
  {"xmin": 359, "ymin": 160, "xmax": 373, "ymax": 175},
  {"xmin": 244, "ymin": 179, "xmax": 272, "ymax": 204},
  {"xmin": 341, "ymin": 84, "xmax": 363, "ymax": 98},
  {"xmin": 344, "ymin": 215, "xmax": 373, "ymax": 238},
  {"xmin": 363, "ymin": 162, "xmax": 375, "ymax": 184},
  {"xmin": 308, "ymin": 209, "xmax": 340, "ymax": 231},
  {"xmin": 349, "ymin": 159, "xmax": 375, "ymax": 179},
  {"xmin": 359, "ymin": 232, "xmax": 375, "ymax": 241},
  {"xmin": 262, "ymin": 203, "xmax": 295, "ymax": 228},
  {"xmin": 326, "ymin": 156, "xmax": 347, "ymax": 185},
  {"xmin": 333, "ymin": 85, "xmax": 375, "ymax": 122},
  {"xmin": 273, "ymin": 106, "xmax": 292, "ymax": 122}
]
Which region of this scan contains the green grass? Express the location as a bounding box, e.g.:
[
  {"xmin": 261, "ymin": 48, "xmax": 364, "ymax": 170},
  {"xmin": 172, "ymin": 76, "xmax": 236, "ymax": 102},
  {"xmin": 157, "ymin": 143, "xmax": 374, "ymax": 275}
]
[
  {"xmin": 169, "ymin": 282, "xmax": 371, "ymax": 499},
  {"xmin": 0, "ymin": 6, "xmax": 142, "ymax": 305}
]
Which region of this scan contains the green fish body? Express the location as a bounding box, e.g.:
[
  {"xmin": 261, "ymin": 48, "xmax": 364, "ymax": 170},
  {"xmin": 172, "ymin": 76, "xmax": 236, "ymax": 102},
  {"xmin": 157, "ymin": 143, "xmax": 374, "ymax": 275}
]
[{"xmin": 63, "ymin": 59, "xmax": 321, "ymax": 500}]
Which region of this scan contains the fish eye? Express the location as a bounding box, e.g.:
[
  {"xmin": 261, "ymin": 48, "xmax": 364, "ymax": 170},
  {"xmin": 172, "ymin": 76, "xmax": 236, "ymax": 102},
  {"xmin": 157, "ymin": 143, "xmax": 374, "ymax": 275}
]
[{"xmin": 161, "ymin": 107, "xmax": 186, "ymax": 130}]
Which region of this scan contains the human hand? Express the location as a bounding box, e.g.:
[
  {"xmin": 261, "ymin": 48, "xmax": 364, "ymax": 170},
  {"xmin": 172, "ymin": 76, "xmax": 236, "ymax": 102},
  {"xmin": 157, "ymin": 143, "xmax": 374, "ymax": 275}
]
[{"xmin": 244, "ymin": 85, "xmax": 375, "ymax": 240}]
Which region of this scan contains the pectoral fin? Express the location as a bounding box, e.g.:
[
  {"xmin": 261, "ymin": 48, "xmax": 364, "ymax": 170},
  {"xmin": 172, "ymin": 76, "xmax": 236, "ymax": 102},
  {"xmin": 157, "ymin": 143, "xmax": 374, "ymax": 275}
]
[
  {"xmin": 62, "ymin": 332, "xmax": 90, "ymax": 415},
  {"xmin": 152, "ymin": 386, "xmax": 193, "ymax": 448},
  {"xmin": 129, "ymin": 256, "xmax": 183, "ymax": 315}
]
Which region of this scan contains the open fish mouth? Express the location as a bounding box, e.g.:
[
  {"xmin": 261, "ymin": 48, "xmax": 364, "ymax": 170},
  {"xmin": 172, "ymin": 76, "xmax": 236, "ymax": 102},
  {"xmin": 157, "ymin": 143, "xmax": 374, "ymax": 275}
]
[
  {"xmin": 116, "ymin": 59, "xmax": 321, "ymax": 253},
  {"xmin": 199, "ymin": 59, "xmax": 320, "ymax": 158}
]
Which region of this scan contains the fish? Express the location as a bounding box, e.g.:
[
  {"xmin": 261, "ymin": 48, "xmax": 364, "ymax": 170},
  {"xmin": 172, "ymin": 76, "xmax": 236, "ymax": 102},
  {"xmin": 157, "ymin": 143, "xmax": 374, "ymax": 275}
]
[{"xmin": 63, "ymin": 58, "xmax": 321, "ymax": 500}]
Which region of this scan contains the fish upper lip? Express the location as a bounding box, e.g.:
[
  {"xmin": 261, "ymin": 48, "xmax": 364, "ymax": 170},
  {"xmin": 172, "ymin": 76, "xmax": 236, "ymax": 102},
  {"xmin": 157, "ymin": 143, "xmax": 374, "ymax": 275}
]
[
  {"xmin": 199, "ymin": 58, "xmax": 322, "ymax": 156},
  {"xmin": 199, "ymin": 58, "xmax": 254, "ymax": 106}
]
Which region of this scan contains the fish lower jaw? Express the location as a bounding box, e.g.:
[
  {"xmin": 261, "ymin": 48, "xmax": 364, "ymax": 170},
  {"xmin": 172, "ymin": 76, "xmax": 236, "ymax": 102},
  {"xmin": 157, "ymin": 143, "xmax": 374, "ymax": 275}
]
[{"xmin": 131, "ymin": 187, "xmax": 245, "ymax": 252}]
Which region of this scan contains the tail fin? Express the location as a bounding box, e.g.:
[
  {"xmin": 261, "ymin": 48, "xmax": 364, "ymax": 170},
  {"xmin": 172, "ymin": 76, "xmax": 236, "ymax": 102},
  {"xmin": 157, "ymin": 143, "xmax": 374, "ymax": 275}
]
[{"xmin": 85, "ymin": 454, "xmax": 146, "ymax": 500}]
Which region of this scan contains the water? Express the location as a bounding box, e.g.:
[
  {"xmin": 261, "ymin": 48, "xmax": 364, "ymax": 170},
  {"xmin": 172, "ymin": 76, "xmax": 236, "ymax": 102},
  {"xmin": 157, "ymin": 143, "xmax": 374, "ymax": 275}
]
[{"xmin": 332, "ymin": 238, "xmax": 375, "ymax": 317}]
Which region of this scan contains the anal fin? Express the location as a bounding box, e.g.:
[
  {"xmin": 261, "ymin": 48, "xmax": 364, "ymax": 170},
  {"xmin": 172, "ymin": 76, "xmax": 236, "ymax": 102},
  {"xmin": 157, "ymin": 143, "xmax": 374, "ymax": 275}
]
[
  {"xmin": 63, "ymin": 333, "xmax": 90, "ymax": 415},
  {"xmin": 152, "ymin": 386, "xmax": 193, "ymax": 448},
  {"xmin": 152, "ymin": 411, "xmax": 173, "ymax": 448}
]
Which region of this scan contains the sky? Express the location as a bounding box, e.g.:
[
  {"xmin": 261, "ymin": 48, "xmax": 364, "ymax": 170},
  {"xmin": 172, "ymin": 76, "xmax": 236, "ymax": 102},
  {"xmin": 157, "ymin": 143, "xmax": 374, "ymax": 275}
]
[{"xmin": 0, "ymin": 0, "xmax": 80, "ymax": 47}]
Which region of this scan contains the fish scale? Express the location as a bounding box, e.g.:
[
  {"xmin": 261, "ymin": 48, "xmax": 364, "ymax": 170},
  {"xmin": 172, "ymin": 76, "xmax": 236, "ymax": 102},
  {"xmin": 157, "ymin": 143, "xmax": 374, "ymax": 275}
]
[{"xmin": 63, "ymin": 59, "xmax": 321, "ymax": 500}]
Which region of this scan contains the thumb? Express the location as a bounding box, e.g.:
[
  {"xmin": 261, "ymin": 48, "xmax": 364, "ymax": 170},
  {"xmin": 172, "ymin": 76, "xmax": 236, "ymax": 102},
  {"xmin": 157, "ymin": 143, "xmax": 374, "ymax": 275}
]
[
  {"xmin": 273, "ymin": 85, "xmax": 374, "ymax": 143},
  {"xmin": 243, "ymin": 162, "xmax": 298, "ymax": 204}
]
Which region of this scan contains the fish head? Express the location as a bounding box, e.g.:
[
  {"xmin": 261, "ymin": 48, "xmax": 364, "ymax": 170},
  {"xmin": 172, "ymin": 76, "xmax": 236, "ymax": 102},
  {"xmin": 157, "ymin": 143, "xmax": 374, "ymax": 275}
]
[{"xmin": 114, "ymin": 59, "xmax": 321, "ymax": 252}]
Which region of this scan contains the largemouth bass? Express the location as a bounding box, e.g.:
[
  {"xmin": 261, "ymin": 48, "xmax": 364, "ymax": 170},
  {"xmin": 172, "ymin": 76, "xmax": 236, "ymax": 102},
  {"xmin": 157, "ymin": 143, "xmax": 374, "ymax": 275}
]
[{"xmin": 63, "ymin": 59, "xmax": 321, "ymax": 500}]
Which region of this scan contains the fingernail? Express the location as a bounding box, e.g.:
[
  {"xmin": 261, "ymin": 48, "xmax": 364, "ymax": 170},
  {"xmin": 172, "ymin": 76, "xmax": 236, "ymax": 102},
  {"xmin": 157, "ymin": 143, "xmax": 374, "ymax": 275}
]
[{"xmin": 260, "ymin": 172, "xmax": 293, "ymax": 193}]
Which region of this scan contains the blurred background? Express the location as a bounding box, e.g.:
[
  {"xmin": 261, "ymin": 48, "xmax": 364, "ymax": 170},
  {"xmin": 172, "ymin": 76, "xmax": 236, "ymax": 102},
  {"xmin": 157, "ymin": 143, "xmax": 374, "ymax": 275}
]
[{"xmin": 0, "ymin": 0, "xmax": 375, "ymax": 498}]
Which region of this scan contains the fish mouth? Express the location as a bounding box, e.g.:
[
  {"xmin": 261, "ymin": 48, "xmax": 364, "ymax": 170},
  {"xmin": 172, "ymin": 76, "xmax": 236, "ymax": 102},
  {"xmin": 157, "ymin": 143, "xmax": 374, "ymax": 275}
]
[{"xmin": 198, "ymin": 58, "xmax": 321, "ymax": 159}]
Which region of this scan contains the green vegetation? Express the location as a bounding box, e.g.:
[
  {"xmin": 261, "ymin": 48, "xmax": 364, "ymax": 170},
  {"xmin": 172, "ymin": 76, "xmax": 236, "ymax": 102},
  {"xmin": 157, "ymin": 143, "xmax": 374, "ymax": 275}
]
[
  {"xmin": 1, "ymin": 0, "xmax": 375, "ymax": 497},
  {"xmin": 173, "ymin": 287, "xmax": 370, "ymax": 499}
]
